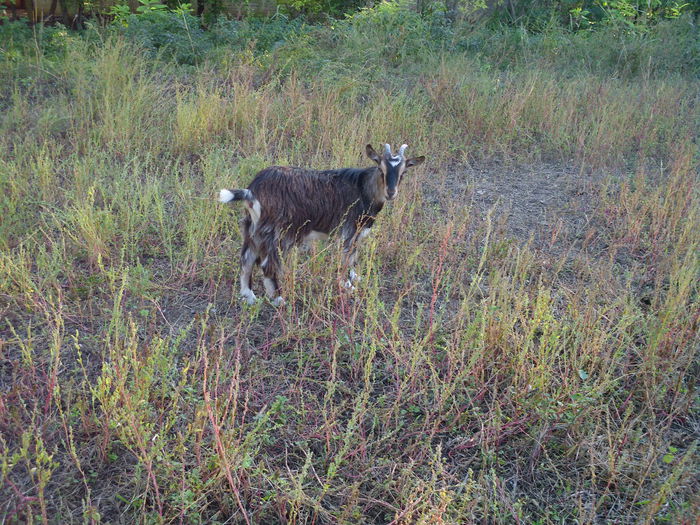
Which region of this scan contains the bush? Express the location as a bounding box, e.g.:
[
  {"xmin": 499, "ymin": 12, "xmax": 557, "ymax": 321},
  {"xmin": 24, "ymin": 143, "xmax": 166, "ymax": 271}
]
[
  {"xmin": 481, "ymin": 0, "xmax": 699, "ymax": 32},
  {"xmin": 275, "ymin": 0, "xmax": 366, "ymax": 18},
  {"xmin": 110, "ymin": 3, "xmax": 309, "ymax": 65},
  {"xmin": 223, "ymin": 15, "xmax": 309, "ymax": 52},
  {"xmin": 119, "ymin": 10, "xmax": 211, "ymax": 65},
  {"xmin": 0, "ymin": 20, "xmax": 76, "ymax": 59},
  {"xmin": 263, "ymin": 3, "xmax": 699, "ymax": 81}
]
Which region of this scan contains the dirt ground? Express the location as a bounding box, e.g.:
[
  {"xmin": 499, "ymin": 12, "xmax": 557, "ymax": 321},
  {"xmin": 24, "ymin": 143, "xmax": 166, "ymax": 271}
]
[
  {"xmin": 469, "ymin": 163, "xmax": 597, "ymax": 244},
  {"xmin": 421, "ymin": 160, "xmax": 610, "ymax": 253}
]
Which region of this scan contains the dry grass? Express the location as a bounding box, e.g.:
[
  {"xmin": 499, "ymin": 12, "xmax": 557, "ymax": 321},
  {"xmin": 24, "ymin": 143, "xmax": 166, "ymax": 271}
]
[{"xmin": 0, "ymin": 23, "xmax": 698, "ymax": 525}]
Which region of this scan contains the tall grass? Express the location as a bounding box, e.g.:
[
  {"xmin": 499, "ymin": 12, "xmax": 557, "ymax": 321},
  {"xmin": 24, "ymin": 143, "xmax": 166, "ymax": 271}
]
[{"xmin": 0, "ymin": 11, "xmax": 698, "ymax": 524}]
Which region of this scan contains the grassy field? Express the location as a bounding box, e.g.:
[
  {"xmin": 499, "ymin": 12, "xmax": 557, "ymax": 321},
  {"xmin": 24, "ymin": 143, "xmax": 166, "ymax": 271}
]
[{"xmin": 0, "ymin": 9, "xmax": 699, "ymax": 524}]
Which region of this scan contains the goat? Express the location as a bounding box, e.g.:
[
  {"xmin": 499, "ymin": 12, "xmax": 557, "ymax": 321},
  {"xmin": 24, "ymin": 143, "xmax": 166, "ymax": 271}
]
[{"xmin": 219, "ymin": 143, "xmax": 425, "ymax": 306}]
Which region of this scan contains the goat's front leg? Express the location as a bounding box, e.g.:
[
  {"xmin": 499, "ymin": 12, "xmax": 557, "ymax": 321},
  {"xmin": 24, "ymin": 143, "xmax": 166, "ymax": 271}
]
[
  {"xmin": 341, "ymin": 227, "xmax": 370, "ymax": 290},
  {"xmin": 342, "ymin": 248, "xmax": 358, "ymax": 290}
]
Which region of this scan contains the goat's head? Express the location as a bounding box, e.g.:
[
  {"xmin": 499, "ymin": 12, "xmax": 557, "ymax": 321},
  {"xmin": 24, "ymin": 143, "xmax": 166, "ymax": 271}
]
[{"xmin": 366, "ymin": 143, "xmax": 425, "ymax": 201}]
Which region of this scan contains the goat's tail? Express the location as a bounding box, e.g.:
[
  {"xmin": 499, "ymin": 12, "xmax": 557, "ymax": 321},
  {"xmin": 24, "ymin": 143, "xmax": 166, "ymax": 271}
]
[{"xmin": 219, "ymin": 189, "xmax": 254, "ymax": 204}]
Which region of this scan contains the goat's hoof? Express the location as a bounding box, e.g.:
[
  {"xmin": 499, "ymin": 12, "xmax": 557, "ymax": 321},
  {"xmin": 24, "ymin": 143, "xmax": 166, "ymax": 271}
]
[
  {"xmin": 240, "ymin": 291, "xmax": 258, "ymax": 305},
  {"xmin": 271, "ymin": 296, "xmax": 286, "ymax": 307},
  {"xmin": 343, "ymin": 280, "xmax": 356, "ymax": 291}
]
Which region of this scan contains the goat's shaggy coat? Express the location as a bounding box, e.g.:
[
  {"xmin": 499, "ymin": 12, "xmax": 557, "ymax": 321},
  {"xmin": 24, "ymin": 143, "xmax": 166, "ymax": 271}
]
[{"xmin": 220, "ymin": 144, "xmax": 425, "ymax": 305}]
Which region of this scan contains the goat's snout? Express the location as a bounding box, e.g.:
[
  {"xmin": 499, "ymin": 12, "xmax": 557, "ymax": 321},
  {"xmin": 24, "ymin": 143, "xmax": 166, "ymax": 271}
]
[{"xmin": 386, "ymin": 188, "xmax": 397, "ymax": 200}]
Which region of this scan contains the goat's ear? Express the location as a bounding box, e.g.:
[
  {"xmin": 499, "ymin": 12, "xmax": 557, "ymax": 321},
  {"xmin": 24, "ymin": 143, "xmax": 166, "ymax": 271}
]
[
  {"xmin": 405, "ymin": 156, "xmax": 425, "ymax": 168},
  {"xmin": 366, "ymin": 144, "xmax": 381, "ymax": 165}
]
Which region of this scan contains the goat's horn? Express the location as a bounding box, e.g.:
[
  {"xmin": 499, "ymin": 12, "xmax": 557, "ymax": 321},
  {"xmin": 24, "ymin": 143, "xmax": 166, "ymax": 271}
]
[
  {"xmin": 398, "ymin": 144, "xmax": 408, "ymax": 158},
  {"xmin": 384, "ymin": 144, "xmax": 392, "ymax": 156}
]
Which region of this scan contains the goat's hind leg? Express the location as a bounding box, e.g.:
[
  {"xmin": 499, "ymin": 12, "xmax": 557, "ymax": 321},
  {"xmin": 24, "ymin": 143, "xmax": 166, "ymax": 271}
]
[
  {"xmin": 262, "ymin": 265, "xmax": 285, "ymax": 307},
  {"xmin": 239, "ymin": 220, "xmax": 258, "ymax": 305},
  {"xmin": 261, "ymin": 247, "xmax": 285, "ymax": 307}
]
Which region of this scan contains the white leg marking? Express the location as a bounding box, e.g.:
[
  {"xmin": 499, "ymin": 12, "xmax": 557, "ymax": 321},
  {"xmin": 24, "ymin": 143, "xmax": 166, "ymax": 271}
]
[
  {"xmin": 240, "ymin": 289, "xmax": 257, "ymax": 305},
  {"xmin": 240, "ymin": 259, "xmax": 257, "ymax": 304},
  {"xmin": 357, "ymin": 227, "xmax": 372, "ymax": 241},
  {"xmin": 263, "ymin": 277, "xmax": 284, "ymax": 306},
  {"xmin": 263, "ymin": 277, "xmax": 278, "ymax": 298},
  {"xmin": 271, "ymin": 296, "xmax": 286, "ymax": 307}
]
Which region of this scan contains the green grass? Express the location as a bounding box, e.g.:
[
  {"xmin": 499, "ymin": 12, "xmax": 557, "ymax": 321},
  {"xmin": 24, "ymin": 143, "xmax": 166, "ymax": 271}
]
[{"xmin": 0, "ymin": 12, "xmax": 698, "ymax": 524}]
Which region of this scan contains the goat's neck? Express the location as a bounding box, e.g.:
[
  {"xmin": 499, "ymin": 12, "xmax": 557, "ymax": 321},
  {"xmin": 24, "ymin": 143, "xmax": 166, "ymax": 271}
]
[{"xmin": 362, "ymin": 167, "xmax": 386, "ymax": 208}]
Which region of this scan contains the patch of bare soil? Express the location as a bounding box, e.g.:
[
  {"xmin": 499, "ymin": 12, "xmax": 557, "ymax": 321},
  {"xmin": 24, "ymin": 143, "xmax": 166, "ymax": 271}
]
[
  {"xmin": 427, "ymin": 161, "xmax": 605, "ymax": 253},
  {"xmin": 416, "ymin": 160, "xmax": 626, "ymax": 311},
  {"xmin": 469, "ymin": 162, "xmax": 598, "ymax": 248}
]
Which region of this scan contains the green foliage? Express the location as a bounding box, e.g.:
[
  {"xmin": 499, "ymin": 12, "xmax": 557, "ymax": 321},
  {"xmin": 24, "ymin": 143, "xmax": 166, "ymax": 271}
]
[
  {"xmin": 136, "ymin": 0, "xmax": 169, "ymax": 13},
  {"xmin": 105, "ymin": 3, "xmax": 309, "ymax": 64},
  {"xmin": 267, "ymin": 2, "xmax": 699, "ymax": 80},
  {"xmin": 220, "ymin": 14, "xmax": 309, "ymax": 52},
  {"xmin": 494, "ymin": 14, "xmax": 700, "ymax": 76},
  {"xmin": 4, "ymin": 2, "xmax": 697, "ymax": 80},
  {"xmin": 109, "ymin": 3, "xmax": 132, "ymax": 26},
  {"xmin": 482, "ymin": 0, "xmax": 699, "ymax": 32},
  {"xmin": 119, "ymin": 9, "xmax": 208, "ymax": 65},
  {"xmin": 0, "ymin": 20, "xmax": 78, "ymax": 61},
  {"xmin": 0, "ymin": 20, "xmax": 33, "ymax": 55},
  {"xmin": 275, "ymin": 0, "xmax": 366, "ymax": 17}
]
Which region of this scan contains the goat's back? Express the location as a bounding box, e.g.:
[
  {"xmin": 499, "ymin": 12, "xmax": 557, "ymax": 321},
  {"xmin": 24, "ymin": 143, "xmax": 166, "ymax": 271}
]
[{"xmin": 248, "ymin": 166, "xmax": 372, "ymax": 237}]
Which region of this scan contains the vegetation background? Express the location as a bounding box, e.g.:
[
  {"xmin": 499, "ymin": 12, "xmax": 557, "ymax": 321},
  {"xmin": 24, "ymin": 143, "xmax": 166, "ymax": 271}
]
[{"xmin": 1, "ymin": 0, "xmax": 699, "ymax": 523}]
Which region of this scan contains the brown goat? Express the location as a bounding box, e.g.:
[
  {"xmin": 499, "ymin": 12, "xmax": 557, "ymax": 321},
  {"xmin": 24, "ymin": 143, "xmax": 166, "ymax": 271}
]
[{"xmin": 219, "ymin": 144, "xmax": 425, "ymax": 305}]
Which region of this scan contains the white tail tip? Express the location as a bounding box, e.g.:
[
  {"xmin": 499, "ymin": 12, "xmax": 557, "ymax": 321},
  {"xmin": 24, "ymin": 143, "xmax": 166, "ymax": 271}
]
[{"xmin": 219, "ymin": 189, "xmax": 235, "ymax": 203}]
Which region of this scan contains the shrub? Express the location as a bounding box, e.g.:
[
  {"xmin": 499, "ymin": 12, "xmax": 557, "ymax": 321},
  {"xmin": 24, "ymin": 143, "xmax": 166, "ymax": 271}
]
[
  {"xmin": 275, "ymin": 0, "xmax": 366, "ymax": 18},
  {"xmin": 119, "ymin": 9, "xmax": 211, "ymax": 65}
]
